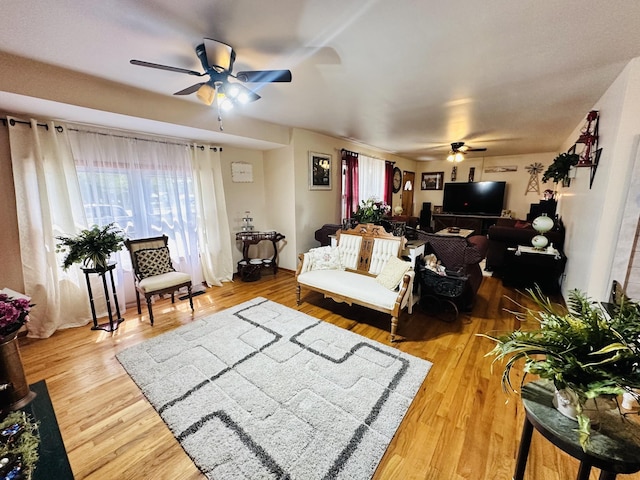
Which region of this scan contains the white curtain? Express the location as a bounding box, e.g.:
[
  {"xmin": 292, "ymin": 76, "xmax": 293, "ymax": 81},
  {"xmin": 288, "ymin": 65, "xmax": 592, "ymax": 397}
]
[
  {"xmin": 8, "ymin": 119, "xmax": 234, "ymax": 337},
  {"xmin": 191, "ymin": 145, "xmax": 234, "ymax": 285},
  {"xmin": 358, "ymin": 154, "xmax": 386, "ymax": 203},
  {"xmin": 8, "ymin": 117, "xmax": 92, "ymax": 337},
  {"xmin": 67, "ymin": 128, "xmax": 206, "ymax": 290}
]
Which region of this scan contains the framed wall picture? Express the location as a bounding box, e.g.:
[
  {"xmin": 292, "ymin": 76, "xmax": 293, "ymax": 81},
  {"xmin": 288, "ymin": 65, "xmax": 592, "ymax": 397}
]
[
  {"xmin": 231, "ymin": 162, "xmax": 253, "ymax": 183},
  {"xmin": 309, "ymin": 152, "xmax": 332, "ymax": 190},
  {"xmin": 421, "ymin": 171, "xmax": 444, "ymax": 190}
]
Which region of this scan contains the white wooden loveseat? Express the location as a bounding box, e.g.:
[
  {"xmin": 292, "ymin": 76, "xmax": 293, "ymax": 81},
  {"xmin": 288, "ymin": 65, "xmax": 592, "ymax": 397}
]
[{"xmin": 296, "ymin": 223, "xmax": 414, "ymax": 342}]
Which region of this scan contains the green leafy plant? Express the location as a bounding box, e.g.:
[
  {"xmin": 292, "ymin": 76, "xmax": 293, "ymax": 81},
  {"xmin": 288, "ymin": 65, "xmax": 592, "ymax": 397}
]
[
  {"xmin": 481, "ymin": 288, "xmax": 640, "ymax": 449},
  {"xmin": 352, "ymin": 197, "xmax": 390, "ymax": 224},
  {"xmin": 56, "ymin": 223, "xmax": 125, "ymax": 271},
  {"xmin": 541, "ymin": 152, "xmax": 579, "ymax": 184}
]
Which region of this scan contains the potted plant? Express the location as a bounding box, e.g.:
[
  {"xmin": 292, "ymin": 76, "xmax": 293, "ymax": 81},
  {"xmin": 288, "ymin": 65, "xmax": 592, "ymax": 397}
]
[
  {"xmin": 542, "ymin": 152, "xmax": 580, "ymax": 186},
  {"xmin": 481, "ymin": 288, "xmax": 640, "ymax": 449},
  {"xmin": 56, "ymin": 223, "xmax": 125, "ymax": 271},
  {"xmin": 352, "ymin": 197, "xmax": 391, "ymax": 224}
]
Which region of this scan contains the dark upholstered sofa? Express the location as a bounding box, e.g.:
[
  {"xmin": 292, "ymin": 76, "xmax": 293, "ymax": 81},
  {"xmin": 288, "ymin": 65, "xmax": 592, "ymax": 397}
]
[
  {"xmin": 409, "ymin": 228, "xmax": 489, "ymax": 311},
  {"xmin": 486, "ymin": 218, "xmax": 565, "ymax": 272}
]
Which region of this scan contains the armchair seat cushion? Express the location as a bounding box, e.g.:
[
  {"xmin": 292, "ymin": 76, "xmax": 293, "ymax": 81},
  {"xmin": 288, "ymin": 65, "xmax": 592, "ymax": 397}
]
[{"xmin": 138, "ymin": 271, "xmax": 191, "ymax": 293}]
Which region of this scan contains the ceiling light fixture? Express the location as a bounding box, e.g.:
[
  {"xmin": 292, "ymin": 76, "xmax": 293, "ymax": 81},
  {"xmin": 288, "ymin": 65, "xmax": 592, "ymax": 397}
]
[{"xmin": 447, "ymin": 151, "xmax": 465, "ymax": 162}]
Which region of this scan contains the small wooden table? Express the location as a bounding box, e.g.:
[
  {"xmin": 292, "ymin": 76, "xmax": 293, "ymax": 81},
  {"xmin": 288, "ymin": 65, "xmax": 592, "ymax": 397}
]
[
  {"xmin": 81, "ymin": 263, "xmax": 124, "ymax": 332},
  {"xmin": 235, "ymin": 231, "xmax": 286, "ymax": 280},
  {"xmin": 434, "ymin": 227, "xmax": 474, "ymax": 238},
  {"xmin": 515, "ymin": 381, "xmax": 640, "ymax": 480}
]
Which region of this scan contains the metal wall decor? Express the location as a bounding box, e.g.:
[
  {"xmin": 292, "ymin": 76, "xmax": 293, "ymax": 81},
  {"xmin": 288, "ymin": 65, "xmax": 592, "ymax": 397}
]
[{"xmin": 570, "ymin": 110, "xmax": 601, "ymax": 189}]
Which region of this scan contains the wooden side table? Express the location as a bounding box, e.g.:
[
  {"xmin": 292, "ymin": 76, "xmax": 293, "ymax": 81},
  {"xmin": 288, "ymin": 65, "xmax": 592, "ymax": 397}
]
[
  {"xmin": 515, "ymin": 381, "xmax": 640, "ymax": 480},
  {"xmin": 81, "ymin": 263, "xmax": 124, "ymax": 332},
  {"xmin": 235, "ymin": 231, "xmax": 286, "ymax": 280}
]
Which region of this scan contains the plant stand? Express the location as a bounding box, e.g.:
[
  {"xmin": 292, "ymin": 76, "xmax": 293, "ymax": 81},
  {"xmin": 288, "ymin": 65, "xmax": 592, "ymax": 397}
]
[
  {"xmin": 514, "ymin": 381, "xmax": 640, "ymax": 480},
  {"xmin": 81, "ymin": 263, "xmax": 124, "ymax": 332},
  {"xmin": 0, "ymin": 334, "xmax": 36, "ymax": 410}
]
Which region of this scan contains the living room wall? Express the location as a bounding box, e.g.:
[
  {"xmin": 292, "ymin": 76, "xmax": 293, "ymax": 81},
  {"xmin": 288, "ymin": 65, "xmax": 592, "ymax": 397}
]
[
  {"xmin": 557, "ymin": 57, "xmax": 640, "ymax": 300},
  {"xmin": 290, "ymin": 128, "xmax": 417, "ymax": 267},
  {"xmin": 413, "ymin": 152, "xmax": 557, "ymax": 222},
  {"xmin": 0, "ymin": 127, "xmax": 24, "ymax": 292}
]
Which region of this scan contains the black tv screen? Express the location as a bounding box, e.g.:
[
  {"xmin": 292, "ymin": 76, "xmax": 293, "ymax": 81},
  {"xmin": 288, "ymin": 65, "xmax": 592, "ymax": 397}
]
[{"xmin": 442, "ymin": 181, "xmax": 506, "ymax": 215}]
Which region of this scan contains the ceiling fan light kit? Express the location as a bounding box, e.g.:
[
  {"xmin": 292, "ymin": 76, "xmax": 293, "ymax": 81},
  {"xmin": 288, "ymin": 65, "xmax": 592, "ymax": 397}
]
[
  {"xmin": 130, "ymin": 37, "xmax": 292, "ymax": 130},
  {"xmin": 445, "ymin": 141, "xmax": 487, "ymax": 162}
]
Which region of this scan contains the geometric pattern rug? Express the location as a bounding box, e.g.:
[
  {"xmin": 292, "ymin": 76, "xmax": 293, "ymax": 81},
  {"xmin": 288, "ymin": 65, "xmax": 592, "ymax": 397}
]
[{"xmin": 117, "ymin": 297, "xmax": 432, "ymax": 479}]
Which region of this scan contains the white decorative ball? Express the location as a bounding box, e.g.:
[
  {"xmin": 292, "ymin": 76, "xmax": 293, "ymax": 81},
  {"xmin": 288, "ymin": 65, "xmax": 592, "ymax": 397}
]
[
  {"xmin": 531, "ymin": 234, "xmax": 549, "ymax": 249},
  {"xmin": 532, "ymin": 214, "xmax": 554, "ymax": 234}
]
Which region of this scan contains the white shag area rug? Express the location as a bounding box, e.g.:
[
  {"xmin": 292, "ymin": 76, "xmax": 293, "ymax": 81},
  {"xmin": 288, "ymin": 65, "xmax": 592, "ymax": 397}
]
[{"xmin": 117, "ymin": 297, "xmax": 432, "ymax": 479}]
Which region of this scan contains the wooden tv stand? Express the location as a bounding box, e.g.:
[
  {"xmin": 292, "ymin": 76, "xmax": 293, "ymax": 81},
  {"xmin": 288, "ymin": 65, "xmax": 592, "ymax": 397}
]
[{"xmin": 432, "ymin": 214, "xmax": 501, "ymax": 236}]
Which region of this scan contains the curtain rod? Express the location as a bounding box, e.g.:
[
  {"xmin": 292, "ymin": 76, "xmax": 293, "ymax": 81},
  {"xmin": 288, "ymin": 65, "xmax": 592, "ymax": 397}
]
[
  {"xmin": 2, "ymin": 117, "xmax": 222, "ymax": 151},
  {"xmin": 340, "ymin": 147, "xmax": 394, "ymax": 164}
]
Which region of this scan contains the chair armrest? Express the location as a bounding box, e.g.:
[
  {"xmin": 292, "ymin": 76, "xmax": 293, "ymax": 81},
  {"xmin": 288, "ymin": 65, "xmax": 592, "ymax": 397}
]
[
  {"xmin": 296, "ymin": 253, "xmax": 313, "ymax": 276},
  {"xmin": 466, "ymin": 235, "xmax": 489, "ymax": 262}
]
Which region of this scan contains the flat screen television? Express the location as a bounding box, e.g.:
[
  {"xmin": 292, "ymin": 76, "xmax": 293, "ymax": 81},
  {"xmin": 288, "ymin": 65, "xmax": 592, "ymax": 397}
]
[{"xmin": 442, "ymin": 181, "xmax": 506, "ymax": 216}]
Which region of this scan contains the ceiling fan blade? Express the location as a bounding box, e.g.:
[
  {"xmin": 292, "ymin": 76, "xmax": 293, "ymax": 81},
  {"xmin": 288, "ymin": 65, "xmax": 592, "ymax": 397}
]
[
  {"xmin": 235, "ymin": 70, "xmax": 292, "ymax": 83},
  {"xmin": 130, "ymin": 59, "xmax": 204, "ymax": 77},
  {"xmin": 202, "ymin": 38, "xmax": 235, "ymax": 71},
  {"xmin": 174, "ymin": 83, "xmax": 206, "ymax": 95},
  {"xmin": 466, "ymin": 147, "xmax": 487, "ymax": 152}
]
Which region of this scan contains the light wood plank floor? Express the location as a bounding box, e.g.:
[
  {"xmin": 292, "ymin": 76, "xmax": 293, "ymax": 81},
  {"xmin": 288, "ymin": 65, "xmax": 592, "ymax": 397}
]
[{"xmin": 17, "ymin": 271, "xmax": 640, "ymax": 480}]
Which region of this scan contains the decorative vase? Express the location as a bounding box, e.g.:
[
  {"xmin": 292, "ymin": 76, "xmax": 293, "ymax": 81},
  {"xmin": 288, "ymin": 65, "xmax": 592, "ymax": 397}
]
[
  {"xmin": 531, "ymin": 234, "xmax": 549, "ymax": 249},
  {"xmin": 552, "ymin": 388, "xmax": 616, "ymax": 424},
  {"xmin": 0, "ymin": 333, "xmax": 36, "ymax": 410}
]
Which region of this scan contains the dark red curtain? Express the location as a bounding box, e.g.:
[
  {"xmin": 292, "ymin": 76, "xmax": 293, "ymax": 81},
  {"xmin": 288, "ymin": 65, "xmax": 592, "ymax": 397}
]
[
  {"xmin": 384, "ymin": 161, "xmax": 394, "ymax": 205},
  {"xmin": 341, "ymin": 149, "xmax": 359, "ymax": 218}
]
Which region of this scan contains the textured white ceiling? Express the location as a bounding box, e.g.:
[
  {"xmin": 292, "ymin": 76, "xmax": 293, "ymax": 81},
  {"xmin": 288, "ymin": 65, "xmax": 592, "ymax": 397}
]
[{"xmin": 2, "ymin": 0, "xmax": 640, "ymax": 160}]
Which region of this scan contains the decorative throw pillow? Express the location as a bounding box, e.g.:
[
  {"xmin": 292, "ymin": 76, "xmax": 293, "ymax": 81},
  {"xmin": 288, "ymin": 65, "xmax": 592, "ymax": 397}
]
[
  {"xmin": 376, "ymin": 255, "xmax": 411, "ymax": 290},
  {"xmin": 135, "ymin": 247, "xmax": 176, "ymax": 279},
  {"xmin": 514, "ymin": 220, "xmax": 531, "ymax": 229},
  {"xmin": 308, "ymin": 246, "xmax": 344, "ymax": 271}
]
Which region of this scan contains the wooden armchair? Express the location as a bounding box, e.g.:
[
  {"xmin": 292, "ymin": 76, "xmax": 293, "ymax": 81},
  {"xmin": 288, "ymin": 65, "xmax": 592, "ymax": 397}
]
[{"xmin": 124, "ymin": 235, "xmax": 193, "ymax": 325}]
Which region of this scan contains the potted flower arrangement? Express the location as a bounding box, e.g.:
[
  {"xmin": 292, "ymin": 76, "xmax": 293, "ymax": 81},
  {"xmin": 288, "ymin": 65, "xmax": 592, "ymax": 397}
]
[
  {"xmin": 482, "ymin": 288, "xmax": 640, "ymax": 449},
  {"xmin": 56, "ymin": 223, "xmax": 125, "ymax": 271},
  {"xmin": 0, "ymin": 293, "xmax": 32, "ymax": 343},
  {"xmin": 542, "ymin": 152, "xmax": 580, "ymax": 186},
  {"xmin": 352, "ymin": 197, "xmax": 391, "ymax": 224}
]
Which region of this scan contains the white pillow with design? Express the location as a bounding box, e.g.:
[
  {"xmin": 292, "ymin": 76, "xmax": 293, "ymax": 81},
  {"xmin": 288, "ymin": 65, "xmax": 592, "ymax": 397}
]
[
  {"xmin": 308, "ymin": 246, "xmax": 344, "ymax": 271},
  {"xmin": 376, "ymin": 255, "xmax": 411, "ymax": 290}
]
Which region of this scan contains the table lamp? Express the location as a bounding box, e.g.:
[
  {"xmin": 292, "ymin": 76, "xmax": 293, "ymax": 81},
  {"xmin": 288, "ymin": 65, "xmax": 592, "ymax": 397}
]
[{"xmin": 531, "ymin": 214, "xmax": 554, "ymax": 249}]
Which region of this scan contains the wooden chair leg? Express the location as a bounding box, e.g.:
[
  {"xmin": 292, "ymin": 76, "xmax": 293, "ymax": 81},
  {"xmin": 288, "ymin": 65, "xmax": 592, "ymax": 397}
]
[
  {"xmin": 171, "ymin": 293, "xmax": 175, "ymax": 304},
  {"xmin": 135, "ymin": 290, "xmax": 142, "ymax": 314},
  {"xmin": 146, "ymin": 296, "xmax": 154, "ymax": 326}
]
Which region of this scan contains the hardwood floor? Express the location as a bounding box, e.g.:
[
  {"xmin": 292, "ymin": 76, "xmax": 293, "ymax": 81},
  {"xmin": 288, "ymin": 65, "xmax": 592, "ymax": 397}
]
[{"xmin": 17, "ymin": 272, "xmax": 640, "ymax": 480}]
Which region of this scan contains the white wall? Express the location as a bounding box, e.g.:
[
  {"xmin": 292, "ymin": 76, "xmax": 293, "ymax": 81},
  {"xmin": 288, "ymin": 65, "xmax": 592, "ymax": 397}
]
[
  {"xmin": 557, "ymin": 57, "xmax": 640, "ymax": 299},
  {"xmin": 264, "ymin": 145, "xmax": 297, "ymax": 270},
  {"xmin": 219, "ymin": 147, "xmax": 268, "ymax": 268}
]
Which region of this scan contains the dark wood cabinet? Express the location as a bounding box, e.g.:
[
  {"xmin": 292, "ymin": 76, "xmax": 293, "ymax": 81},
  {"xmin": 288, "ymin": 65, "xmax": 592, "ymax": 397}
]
[{"xmin": 432, "ymin": 214, "xmax": 501, "ymax": 235}]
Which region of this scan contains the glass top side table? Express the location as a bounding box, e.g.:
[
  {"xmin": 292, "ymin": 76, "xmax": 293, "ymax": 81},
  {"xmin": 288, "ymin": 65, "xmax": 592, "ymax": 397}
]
[{"xmin": 515, "ymin": 381, "xmax": 640, "ymax": 480}]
